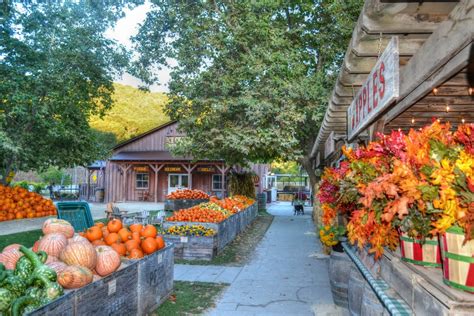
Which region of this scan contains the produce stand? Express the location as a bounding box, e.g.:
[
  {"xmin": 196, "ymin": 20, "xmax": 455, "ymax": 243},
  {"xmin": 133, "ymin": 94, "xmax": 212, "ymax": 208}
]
[
  {"xmin": 29, "ymin": 244, "xmax": 174, "ymax": 316},
  {"xmin": 164, "ymin": 198, "xmax": 209, "ymax": 211},
  {"xmin": 163, "ymin": 203, "xmax": 257, "ymax": 260},
  {"xmin": 311, "ymin": 0, "xmax": 474, "ymax": 314}
]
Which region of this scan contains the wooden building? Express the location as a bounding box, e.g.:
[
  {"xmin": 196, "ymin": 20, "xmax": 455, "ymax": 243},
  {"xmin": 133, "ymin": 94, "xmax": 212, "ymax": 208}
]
[
  {"xmin": 311, "ymin": 0, "xmax": 474, "ymax": 314},
  {"xmin": 103, "ymin": 121, "xmax": 269, "ymax": 203}
]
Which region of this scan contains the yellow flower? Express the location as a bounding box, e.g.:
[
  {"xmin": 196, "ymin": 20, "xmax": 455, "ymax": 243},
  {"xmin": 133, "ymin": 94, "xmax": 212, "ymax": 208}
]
[{"xmin": 456, "ymin": 150, "xmax": 474, "ymax": 178}]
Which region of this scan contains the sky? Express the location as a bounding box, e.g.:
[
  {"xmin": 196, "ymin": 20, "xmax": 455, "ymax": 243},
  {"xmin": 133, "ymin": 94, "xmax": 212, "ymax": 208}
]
[{"xmin": 105, "ymin": 2, "xmax": 171, "ymax": 92}]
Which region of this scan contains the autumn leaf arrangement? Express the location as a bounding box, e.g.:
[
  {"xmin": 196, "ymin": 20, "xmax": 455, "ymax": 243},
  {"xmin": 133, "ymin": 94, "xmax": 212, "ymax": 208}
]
[{"xmin": 318, "ymin": 122, "xmax": 474, "ymax": 259}]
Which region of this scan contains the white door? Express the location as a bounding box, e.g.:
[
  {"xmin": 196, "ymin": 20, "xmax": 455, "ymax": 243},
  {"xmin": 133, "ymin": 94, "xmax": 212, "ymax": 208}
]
[{"xmin": 168, "ymin": 174, "xmax": 189, "ymax": 194}]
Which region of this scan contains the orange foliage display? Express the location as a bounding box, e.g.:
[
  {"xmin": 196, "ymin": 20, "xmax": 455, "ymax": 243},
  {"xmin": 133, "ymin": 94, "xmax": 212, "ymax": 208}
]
[{"xmin": 0, "ymin": 185, "xmax": 56, "ymax": 222}]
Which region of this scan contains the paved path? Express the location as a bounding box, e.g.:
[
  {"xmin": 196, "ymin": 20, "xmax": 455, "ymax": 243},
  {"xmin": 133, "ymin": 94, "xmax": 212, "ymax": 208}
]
[
  {"xmin": 202, "ymin": 202, "xmax": 343, "ymax": 316},
  {"xmin": 0, "ymin": 202, "xmax": 164, "ymax": 236}
]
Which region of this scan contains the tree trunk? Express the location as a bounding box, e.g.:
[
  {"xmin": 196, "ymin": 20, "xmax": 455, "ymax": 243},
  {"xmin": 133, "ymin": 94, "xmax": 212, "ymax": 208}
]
[{"xmin": 298, "ymin": 156, "xmax": 318, "ymax": 192}]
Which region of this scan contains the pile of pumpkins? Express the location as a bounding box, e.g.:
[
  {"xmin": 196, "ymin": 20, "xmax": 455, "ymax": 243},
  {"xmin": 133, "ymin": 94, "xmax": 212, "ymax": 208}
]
[
  {"xmin": 79, "ymin": 219, "xmax": 165, "ymax": 259},
  {"xmin": 0, "ymin": 218, "xmax": 166, "ymax": 292}
]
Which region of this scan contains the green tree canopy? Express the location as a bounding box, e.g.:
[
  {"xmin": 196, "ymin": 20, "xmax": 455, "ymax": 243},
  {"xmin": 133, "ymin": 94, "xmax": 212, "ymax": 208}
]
[
  {"xmin": 0, "ymin": 1, "xmax": 143, "ymax": 185},
  {"xmin": 89, "ymin": 83, "xmax": 170, "ymax": 142},
  {"xmin": 133, "ymin": 0, "xmax": 362, "ymax": 187}
]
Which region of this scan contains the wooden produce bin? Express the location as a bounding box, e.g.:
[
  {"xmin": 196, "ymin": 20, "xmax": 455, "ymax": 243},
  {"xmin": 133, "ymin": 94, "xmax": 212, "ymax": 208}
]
[
  {"xmin": 29, "ymin": 244, "xmax": 174, "ymax": 316},
  {"xmin": 163, "ymin": 203, "xmax": 257, "ymax": 260},
  {"xmin": 164, "ymin": 199, "xmax": 209, "ymax": 211}
]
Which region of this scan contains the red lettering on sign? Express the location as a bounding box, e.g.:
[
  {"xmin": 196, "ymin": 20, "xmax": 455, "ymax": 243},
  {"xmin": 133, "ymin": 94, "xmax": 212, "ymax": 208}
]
[
  {"xmin": 379, "ymin": 62, "xmax": 385, "ymax": 99},
  {"xmin": 358, "ymin": 94, "xmax": 363, "ymax": 124},
  {"xmin": 362, "ymin": 87, "xmax": 368, "ymax": 116},
  {"xmin": 367, "ymin": 83, "xmax": 372, "ymax": 113},
  {"xmin": 372, "ymin": 72, "xmax": 378, "ymax": 109}
]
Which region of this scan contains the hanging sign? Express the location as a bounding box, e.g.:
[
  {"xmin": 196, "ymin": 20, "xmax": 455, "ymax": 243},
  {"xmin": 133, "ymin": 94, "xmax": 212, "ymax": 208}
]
[
  {"xmin": 165, "ymin": 136, "xmax": 183, "ymax": 146},
  {"xmin": 164, "ymin": 166, "xmax": 183, "ymax": 173},
  {"xmin": 347, "ymin": 36, "xmax": 399, "ymax": 141},
  {"xmin": 196, "ymin": 166, "xmax": 216, "ymax": 173},
  {"xmin": 133, "ymin": 166, "xmax": 149, "ymax": 172},
  {"xmin": 324, "ymin": 132, "xmax": 335, "ymax": 159}
]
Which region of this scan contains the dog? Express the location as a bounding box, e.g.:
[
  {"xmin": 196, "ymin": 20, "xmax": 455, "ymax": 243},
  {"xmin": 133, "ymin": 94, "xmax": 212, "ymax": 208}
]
[{"xmin": 294, "ymin": 204, "xmax": 304, "ymax": 215}]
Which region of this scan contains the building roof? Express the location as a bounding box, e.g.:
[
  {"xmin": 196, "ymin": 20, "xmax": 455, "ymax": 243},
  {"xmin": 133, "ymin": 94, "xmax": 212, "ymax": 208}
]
[
  {"xmin": 88, "ymin": 160, "xmax": 106, "ymax": 169},
  {"xmin": 311, "ymin": 0, "xmax": 472, "ymax": 163},
  {"xmin": 113, "ymin": 120, "xmax": 177, "ymax": 151},
  {"xmin": 109, "ymin": 151, "xmax": 224, "ymax": 162}
]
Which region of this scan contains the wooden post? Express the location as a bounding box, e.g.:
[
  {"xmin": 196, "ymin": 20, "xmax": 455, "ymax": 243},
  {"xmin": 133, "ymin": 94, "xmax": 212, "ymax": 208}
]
[
  {"xmin": 368, "ymin": 116, "xmax": 386, "ymax": 142},
  {"xmin": 180, "ymin": 163, "xmax": 198, "ymax": 189},
  {"xmin": 118, "ymin": 164, "xmax": 131, "ymax": 202},
  {"xmin": 86, "ymin": 169, "xmax": 91, "ymax": 201},
  {"xmin": 216, "ymin": 163, "xmax": 230, "ymax": 198},
  {"xmin": 149, "ymin": 164, "xmax": 164, "ymax": 203}
]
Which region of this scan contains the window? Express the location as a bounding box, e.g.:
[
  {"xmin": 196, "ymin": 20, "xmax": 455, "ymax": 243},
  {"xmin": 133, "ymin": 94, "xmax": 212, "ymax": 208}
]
[
  {"xmin": 136, "ymin": 173, "xmax": 149, "ymax": 189},
  {"xmin": 212, "ymin": 174, "xmax": 223, "ymax": 190}
]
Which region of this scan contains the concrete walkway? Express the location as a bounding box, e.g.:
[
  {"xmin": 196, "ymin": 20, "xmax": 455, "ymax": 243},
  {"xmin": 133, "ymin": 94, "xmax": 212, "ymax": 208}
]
[
  {"xmin": 203, "ymin": 202, "xmax": 342, "ymax": 316},
  {"xmin": 0, "ymin": 201, "xmax": 164, "ymax": 236}
]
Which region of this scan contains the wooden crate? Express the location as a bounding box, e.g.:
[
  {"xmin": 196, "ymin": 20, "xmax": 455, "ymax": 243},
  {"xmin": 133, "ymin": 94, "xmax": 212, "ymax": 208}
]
[
  {"xmin": 28, "ymin": 291, "xmax": 75, "ymax": 316},
  {"xmin": 164, "ymin": 235, "xmax": 217, "ymax": 260},
  {"xmin": 163, "ymin": 203, "xmax": 257, "ymax": 260},
  {"xmin": 126, "ymin": 244, "xmax": 175, "ymax": 315},
  {"xmin": 164, "ymin": 199, "xmax": 209, "ymax": 211},
  {"xmin": 29, "ymin": 245, "xmax": 175, "ymax": 316}
]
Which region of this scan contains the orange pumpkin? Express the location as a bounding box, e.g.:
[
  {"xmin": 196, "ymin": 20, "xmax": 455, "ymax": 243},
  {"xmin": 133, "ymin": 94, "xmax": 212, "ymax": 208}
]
[
  {"xmin": 129, "ymin": 223, "xmax": 143, "ymax": 233},
  {"xmin": 128, "ymin": 248, "xmax": 144, "ymax": 259},
  {"xmin": 125, "ymin": 239, "xmax": 140, "ymax": 253},
  {"xmin": 132, "ymin": 232, "xmax": 141, "ymax": 243},
  {"xmin": 105, "ymin": 233, "xmax": 120, "ymax": 246},
  {"xmin": 101, "ymin": 227, "xmax": 110, "ymax": 238},
  {"xmin": 155, "ymin": 236, "xmax": 166, "ymax": 250},
  {"xmin": 140, "ymin": 225, "xmax": 157, "ymax": 238},
  {"xmin": 38, "ymin": 233, "xmax": 68, "ymax": 257},
  {"xmin": 95, "ymin": 246, "xmax": 121, "ymax": 276},
  {"xmin": 60, "ymin": 241, "xmax": 97, "ymax": 270},
  {"xmin": 85, "ymin": 226, "xmax": 103, "ymax": 242},
  {"xmin": 42, "ymin": 218, "xmax": 74, "ymax": 238},
  {"xmin": 141, "ymin": 237, "xmax": 158, "ymax": 255},
  {"xmin": 58, "ymin": 265, "xmax": 93, "ymax": 289},
  {"xmin": 107, "ymin": 219, "xmax": 122, "ymax": 233},
  {"xmin": 95, "ymin": 222, "xmax": 105, "ymax": 229},
  {"xmin": 118, "ymin": 228, "xmax": 131, "ymax": 242},
  {"xmin": 111, "ymin": 243, "xmax": 127, "ymax": 256}
]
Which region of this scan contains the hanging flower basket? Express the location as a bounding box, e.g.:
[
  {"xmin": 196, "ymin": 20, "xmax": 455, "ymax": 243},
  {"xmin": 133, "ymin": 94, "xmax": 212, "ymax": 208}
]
[
  {"xmin": 399, "ymin": 231, "xmax": 441, "ymax": 267},
  {"xmin": 440, "ymin": 226, "xmax": 474, "ymax": 293}
]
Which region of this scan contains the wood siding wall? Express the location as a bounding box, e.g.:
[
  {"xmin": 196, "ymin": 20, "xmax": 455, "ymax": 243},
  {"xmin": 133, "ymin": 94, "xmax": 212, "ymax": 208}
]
[{"xmin": 117, "ymin": 123, "xmax": 183, "ymax": 152}]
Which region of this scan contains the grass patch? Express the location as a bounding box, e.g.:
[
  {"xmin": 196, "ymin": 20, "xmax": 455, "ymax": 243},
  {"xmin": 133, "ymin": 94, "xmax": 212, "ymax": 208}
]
[
  {"xmin": 176, "ymin": 214, "xmax": 274, "ymax": 266},
  {"xmin": 0, "ymin": 229, "xmax": 42, "ymax": 250},
  {"xmin": 154, "ymin": 281, "xmax": 227, "ymax": 316}
]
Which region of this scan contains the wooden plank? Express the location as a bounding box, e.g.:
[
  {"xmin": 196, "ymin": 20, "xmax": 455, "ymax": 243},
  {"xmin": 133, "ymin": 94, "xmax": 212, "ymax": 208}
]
[{"xmin": 386, "ymin": 0, "xmax": 473, "ymax": 122}]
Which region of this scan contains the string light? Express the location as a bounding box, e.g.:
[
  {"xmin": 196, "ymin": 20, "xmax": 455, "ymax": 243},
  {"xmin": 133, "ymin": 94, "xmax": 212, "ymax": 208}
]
[
  {"xmin": 436, "ymin": 118, "xmax": 441, "ymax": 123},
  {"xmin": 411, "ymin": 117, "xmax": 415, "ymax": 125},
  {"xmin": 398, "ymin": 128, "xmax": 401, "ymax": 132},
  {"xmin": 446, "ymin": 105, "xmax": 450, "ymax": 113},
  {"xmin": 462, "ymin": 118, "xmax": 465, "ymax": 124},
  {"xmin": 469, "ymin": 87, "xmax": 473, "ymax": 96},
  {"xmin": 433, "ymin": 88, "xmax": 438, "ymax": 96}
]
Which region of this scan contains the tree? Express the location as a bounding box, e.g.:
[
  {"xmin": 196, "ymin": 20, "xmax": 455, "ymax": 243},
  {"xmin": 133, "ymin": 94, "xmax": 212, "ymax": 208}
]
[
  {"xmin": 0, "ymin": 1, "xmax": 143, "ymax": 185},
  {"xmin": 133, "ymin": 0, "xmax": 363, "ymax": 189},
  {"xmin": 89, "ymin": 83, "xmax": 170, "ymax": 142}
]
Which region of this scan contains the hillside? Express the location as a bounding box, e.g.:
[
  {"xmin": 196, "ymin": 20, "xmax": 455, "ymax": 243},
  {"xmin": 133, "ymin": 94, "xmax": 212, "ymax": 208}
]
[{"xmin": 90, "ymin": 83, "xmax": 170, "ymax": 142}]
